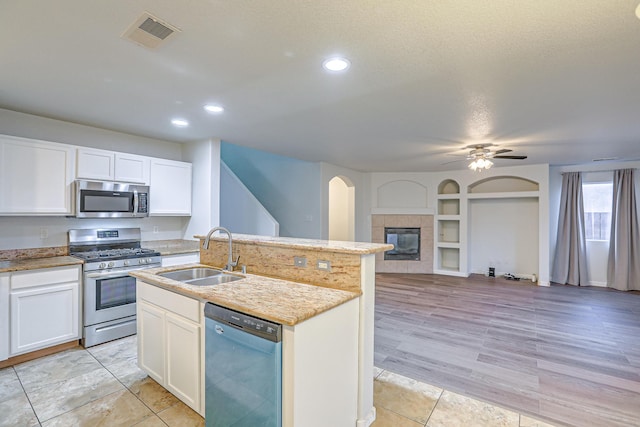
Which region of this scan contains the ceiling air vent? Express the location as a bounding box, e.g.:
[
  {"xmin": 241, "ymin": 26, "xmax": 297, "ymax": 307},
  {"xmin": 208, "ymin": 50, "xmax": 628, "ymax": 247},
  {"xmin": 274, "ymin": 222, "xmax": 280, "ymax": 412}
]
[{"xmin": 122, "ymin": 12, "xmax": 180, "ymax": 49}]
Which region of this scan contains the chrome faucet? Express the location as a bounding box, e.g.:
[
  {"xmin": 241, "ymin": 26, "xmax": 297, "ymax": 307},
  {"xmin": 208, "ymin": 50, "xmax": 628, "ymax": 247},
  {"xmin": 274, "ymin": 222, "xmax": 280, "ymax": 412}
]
[{"xmin": 203, "ymin": 226, "xmax": 239, "ymax": 271}]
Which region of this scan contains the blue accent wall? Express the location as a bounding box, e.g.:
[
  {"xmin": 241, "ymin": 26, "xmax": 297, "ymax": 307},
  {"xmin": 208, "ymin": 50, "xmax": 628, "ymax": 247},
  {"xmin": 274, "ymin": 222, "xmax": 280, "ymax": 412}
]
[{"xmin": 221, "ymin": 142, "xmax": 322, "ymax": 238}]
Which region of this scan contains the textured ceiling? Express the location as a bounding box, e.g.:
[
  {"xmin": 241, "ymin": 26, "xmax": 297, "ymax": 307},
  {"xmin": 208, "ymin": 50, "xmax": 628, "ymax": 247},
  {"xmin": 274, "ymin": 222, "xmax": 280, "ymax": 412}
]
[{"xmin": 1, "ymin": 1, "xmax": 639, "ymax": 171}]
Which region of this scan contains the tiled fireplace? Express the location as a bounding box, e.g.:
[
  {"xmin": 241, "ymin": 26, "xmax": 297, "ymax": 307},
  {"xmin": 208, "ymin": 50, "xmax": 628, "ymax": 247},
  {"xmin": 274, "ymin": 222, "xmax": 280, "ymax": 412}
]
[{"xmin": 372, "ymin": 214, "xmax": 434, "ymax": 273}]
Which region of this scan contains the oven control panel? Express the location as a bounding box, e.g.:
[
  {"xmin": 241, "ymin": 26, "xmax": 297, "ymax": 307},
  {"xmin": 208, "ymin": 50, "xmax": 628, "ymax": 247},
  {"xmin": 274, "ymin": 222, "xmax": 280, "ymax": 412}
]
[{"xmin": 84, "ymin": 256, "xmax": 162, "ymax": 272}]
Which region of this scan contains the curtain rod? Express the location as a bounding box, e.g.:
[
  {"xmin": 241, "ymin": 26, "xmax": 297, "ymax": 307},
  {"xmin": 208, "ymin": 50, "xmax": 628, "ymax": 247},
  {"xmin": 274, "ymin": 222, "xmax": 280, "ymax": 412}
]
[{"xmin": 561, "ymin": 167, "xmax": 637, "ymax": 175}]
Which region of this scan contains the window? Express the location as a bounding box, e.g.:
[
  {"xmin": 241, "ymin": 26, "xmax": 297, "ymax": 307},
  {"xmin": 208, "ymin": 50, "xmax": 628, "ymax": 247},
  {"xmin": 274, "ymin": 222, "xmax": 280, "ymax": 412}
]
[{"xmin": 582, "ymin": 182, "xmax": 613, "ymax": 241}]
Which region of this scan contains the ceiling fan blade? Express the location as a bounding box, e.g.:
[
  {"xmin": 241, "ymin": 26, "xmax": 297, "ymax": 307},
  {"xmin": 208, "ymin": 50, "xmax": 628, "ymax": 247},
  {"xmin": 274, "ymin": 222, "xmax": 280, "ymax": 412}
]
[
  {"xmin": 493, "ymin": 155, "xmax": 528, "ymax": 160},
  {"xmin": 493, "ymin": 149, "xmax": 512, "ymax": 155},
  {"xmin": 440, "ymin": 158, "xmax": 466, "ymax": 165}
]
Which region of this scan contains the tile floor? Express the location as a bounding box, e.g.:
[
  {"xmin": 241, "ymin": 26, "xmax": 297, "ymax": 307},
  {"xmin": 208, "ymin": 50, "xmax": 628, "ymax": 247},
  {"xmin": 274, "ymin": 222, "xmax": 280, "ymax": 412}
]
[{"xmin": 0, "ymin": 336, "xmax": 557, "ymax": 426}]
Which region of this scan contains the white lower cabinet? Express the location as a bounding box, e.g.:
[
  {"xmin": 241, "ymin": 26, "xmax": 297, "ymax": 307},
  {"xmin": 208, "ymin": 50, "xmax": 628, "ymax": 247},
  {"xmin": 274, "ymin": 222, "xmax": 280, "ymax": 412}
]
[
  {"xmin": 165, "ymin": 311, "xmax": 201, "ymax": 409},
  {"xmin": 9, "ymin": 266, "xmax": 81, "ymax": 356},
  {"xmin": 137, "ymin": 279, "xmax": 360, "ymax": 425},
  {"xmin": 138, "ymin": 301, "xmax": 166, "ymax": 382},
  {"xmin": 0, "ymin": 274, "xmax": 9, "ymax": 361},
  {"xmin": 137, "ymin": 281, "xmax": 202, "ymax": 414},
  {"xmin": 161, "ymin": 253, "xmax": 200, "ymax": 267}
]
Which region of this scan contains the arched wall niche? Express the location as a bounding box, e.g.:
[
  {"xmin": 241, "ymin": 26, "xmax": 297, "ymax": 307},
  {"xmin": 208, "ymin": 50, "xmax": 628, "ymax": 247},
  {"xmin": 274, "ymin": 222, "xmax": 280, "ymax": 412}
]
[
  {"xmin": 329, "ymin": 175, "xmax": 355, "ymax": 241},
  {"xmin": 468, "ymin": 176, "xmax": 539, "ymax": 194},
  {"xmin": 438, "ymin": 179, "xmax": 460, "ymax": 195},
  {"xmin": 377, "ymin": 180, "xmax": 427, "ymax": 208},
  {"xmin": 333, "ymin": 174, "xmax": 355, "ymax": 188}
]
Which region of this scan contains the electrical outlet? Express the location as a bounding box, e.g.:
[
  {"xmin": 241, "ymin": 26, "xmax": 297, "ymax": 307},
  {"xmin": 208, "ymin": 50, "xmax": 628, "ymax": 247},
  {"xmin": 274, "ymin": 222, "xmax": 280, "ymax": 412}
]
[
  {"xmin": 153, "ymin": 226, "xmax": 159, "ymax": 234},
  {"xmin": 317, "ymin": 260, "xmax": 331, "ymax": 271},
  {"xmin": 294, "ymin": 256, "xmax": 307, "ymax": 267},
  {"xmin": 40, "ymin": 228, "xmax": 48, "ymax": 239}
]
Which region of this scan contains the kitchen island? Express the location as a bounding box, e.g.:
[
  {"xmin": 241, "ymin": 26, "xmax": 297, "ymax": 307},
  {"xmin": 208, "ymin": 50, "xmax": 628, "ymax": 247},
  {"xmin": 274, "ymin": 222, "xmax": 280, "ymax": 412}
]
[{"xmin": 131, "ymin": 234, "xmax": 391, "ymax": 427}]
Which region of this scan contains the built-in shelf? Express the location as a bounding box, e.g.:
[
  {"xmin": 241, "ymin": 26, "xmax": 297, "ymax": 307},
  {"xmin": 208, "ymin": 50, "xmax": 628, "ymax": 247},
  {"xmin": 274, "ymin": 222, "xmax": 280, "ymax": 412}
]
[
  {"xmin": 437, "ymin": 247, "xmax": 460, "ymax": 272},
  {"xmin": 437, "ymin": 220, "xmax": 459, "ymax": 243},
  {"xmin": 435, "ymin": 179, "xmax": 462, "ymax": 276},
  {"xmin": 436, "ymin": 214, "xmax": 460, "ymax": 221},
  {"xmin": 438, "ymin": 198, "xmax": 460, "ymax": 215},
  {"xmin": 438, "ymin": 179, "xmax": 460, "ymax": 195},
  {"xmin": 467, "ymin": 191, "xmax": 539, "ymax": 200},
  {"xmin": 436, "ymin": 242, "xmax": 460, "ymax": 249},
  {"xmin": 436, "ymin": 194, "xmax": 460, "ymax": 200}
]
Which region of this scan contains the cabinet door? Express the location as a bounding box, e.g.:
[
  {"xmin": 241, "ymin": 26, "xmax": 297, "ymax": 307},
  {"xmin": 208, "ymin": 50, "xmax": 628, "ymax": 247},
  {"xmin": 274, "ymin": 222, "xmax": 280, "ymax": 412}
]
[
  {"xmin": 115, "ymin": 153, "xmax": 150, "ymax": 184},
  {"xmin": 166, "ymin": 312, "xmax": 201, "ymax": 411},
  {"xmin": 10, "ymin": 282, "xmax": 79, "ymax": 355},
  {"xmin": 77, "ymin": 147, "xmax": 115, "ymax": 181},
  {"xmin": 149, "ymin": 159, "xmax": 192, "ymax": 216},
  {"xmin": 0, "ymin": 274, "xmax": 9, "ymax": 361},
  {"xmin": 0, "ymin": 136, "xmax": 74, "ymax": 215},
  {"xmin": 138, "ymin": 300, "xmax": 166, "ymax": 383},
  {"xmin": 161, "ymin": 253, "xmax": 200, "ymax": 267}
]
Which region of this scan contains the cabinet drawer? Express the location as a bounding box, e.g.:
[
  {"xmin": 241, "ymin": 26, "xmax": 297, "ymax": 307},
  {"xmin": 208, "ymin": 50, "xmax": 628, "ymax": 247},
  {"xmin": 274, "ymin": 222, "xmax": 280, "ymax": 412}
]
[
  {"xmin": 138, "ymin": 282, "xmax": 200, "ymax": 323},
  {"xmin": 11, "ymin": 266, "xmax": 80, "ymax": 290}
]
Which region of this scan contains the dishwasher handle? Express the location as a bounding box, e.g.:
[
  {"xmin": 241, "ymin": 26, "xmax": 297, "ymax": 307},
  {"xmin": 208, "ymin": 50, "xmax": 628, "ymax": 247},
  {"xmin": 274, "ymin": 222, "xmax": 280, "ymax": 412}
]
[{"xmin": 205, "ymin": 303, "xmax": 282, "ymax": 343}]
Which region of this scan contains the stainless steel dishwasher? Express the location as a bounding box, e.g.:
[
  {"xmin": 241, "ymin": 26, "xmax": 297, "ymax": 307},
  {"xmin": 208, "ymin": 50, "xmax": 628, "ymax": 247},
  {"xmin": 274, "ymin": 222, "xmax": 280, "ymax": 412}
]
[{"xmin": 204, "ymin": 303, "xmax": 282, "ymax": 427}]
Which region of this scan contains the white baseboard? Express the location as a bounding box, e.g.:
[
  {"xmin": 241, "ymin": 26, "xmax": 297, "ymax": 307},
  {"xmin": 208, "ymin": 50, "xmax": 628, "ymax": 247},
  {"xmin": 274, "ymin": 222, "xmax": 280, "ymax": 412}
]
[
  {"xmin": 589, "ymin": 281, "xmax": 607, "ymax": 287},
  {"xmin": 472, "ymin": 269, "xmax": 538, "ymax": 282},
  {"xmin": 357, "ymin": 406, "xmax": 376, "ymax": 427}
]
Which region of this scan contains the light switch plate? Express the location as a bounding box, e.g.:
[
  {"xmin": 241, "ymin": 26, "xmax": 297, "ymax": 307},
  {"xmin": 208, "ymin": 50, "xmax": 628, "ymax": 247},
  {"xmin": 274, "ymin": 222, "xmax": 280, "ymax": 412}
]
[
  {"xmin": 317, "ymin": 260, "xmax": 331, "ymax": 271},
  {"xmin": 294, "ymin": 256, "xmax": 307, "ymax": 267}
]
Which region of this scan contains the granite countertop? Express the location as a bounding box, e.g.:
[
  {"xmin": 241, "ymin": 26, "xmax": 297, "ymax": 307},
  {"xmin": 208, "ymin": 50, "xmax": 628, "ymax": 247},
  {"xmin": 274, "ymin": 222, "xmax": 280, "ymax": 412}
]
[
  {"xmin": 0, "ymin": 256, "xmax": 84, "ymax": 274},
  {"xmin": 142, "ymin": 239, "xmax": 200, "ymax": 256},
  {"xmin": 193, "ymin": 233, "xmax": 393, "ymax": 255},
  {"xmin": 130, "ymin": 264, "xmax": 360, "ymax": 326}
]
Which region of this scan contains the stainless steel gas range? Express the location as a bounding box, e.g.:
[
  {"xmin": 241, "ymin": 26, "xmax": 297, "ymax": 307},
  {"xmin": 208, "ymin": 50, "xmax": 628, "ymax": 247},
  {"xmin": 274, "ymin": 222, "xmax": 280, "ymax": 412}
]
[{"xmin": 68, "ymin": 228, "xmax": 161, "ymax": 347}]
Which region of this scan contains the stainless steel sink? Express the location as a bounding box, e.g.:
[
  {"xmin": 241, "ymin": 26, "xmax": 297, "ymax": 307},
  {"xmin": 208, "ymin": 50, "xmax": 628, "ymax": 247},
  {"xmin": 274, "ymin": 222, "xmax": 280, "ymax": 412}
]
[
  {"xmin": 159, "ymin": 267, "xmax": 221, "ymax": 281},
  {"xmin": 186, "ymin": 274, "xmax": 243, "ymax": 286},
  {"xmin": 158, "ymin": 267, "xmax": 244, "ymax": 286}
]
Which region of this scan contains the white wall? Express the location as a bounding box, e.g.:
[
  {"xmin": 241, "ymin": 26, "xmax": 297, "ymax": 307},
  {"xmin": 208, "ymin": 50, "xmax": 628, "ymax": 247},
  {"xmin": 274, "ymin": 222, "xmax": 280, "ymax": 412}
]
[
  {"xmin": 549, "ymin": 161, "xmax": 640, "ymax": 286},
  {"xmin": 320, "ymin": 162, "xmax": 369, "ymax": 242},
  {"xmin": 0, "ymin": 109, "xmax": 191, "ymax": 250},
  {"xmin": 181, "ymin": 138, "xmax": 221, "ymax": 240},
  {"xmin": 368, "ymin": 164, "xmax": 550, "ymax": 284},
  {"xmin": 469, "ymin": 198, "xmax": 539, "ymax": 276},
  {"xmin": 328, "ymin": 177, "xmax": 354, "ymax": 241},
  {"xmin": 0, "ymin": 109, "xmax": 182, "ymax": 160},
  {"xmin": 0, "ymin": 216, "xmax": 183, "ymax": 250}
]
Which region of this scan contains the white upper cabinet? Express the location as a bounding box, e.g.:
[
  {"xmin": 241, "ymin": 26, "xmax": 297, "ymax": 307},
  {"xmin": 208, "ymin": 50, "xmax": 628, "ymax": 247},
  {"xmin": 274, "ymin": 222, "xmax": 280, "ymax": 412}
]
[
  {"xmin": 76, "ymin": 147, "xmax": 114, "ymax": 181},
  {"xmin": 149, "ymin": 158, "xmax": 192, "ymax": 216},
  {"xmin": 114, "ymin": 153, "xmax": 150, "ymax": 184},
  {"xmin": 77, "ymin": 148, "xmax": 150, "ymax": 184},
  {"xmin": 0, "ymin": 135, "xmax": 75, "ymax": 215}
]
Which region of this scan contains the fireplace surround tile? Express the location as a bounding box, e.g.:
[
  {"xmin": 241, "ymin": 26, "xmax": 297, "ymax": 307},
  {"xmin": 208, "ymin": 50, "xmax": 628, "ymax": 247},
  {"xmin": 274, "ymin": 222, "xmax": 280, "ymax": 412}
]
[{"xmin": 372, "ymin": 214, "xmax": 433, "ymax": 274}]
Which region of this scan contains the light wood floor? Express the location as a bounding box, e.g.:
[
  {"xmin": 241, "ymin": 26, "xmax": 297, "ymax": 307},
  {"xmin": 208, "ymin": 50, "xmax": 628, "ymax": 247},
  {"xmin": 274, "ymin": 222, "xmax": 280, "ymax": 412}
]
[{"xmin": 374, "ymin": 273, "xmax": 640, "ymax": 427}]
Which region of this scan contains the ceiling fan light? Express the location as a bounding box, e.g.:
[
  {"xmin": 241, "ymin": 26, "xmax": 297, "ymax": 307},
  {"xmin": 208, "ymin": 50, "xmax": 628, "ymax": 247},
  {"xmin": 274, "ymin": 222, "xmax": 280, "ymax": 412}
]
[{"xmin": 468, "ymin": 157, "xmax": 493, "ymax": 171}]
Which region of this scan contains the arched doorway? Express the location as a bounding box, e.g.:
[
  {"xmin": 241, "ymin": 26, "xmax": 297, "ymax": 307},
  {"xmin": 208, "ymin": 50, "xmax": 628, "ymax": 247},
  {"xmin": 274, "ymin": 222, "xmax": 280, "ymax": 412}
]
[{"xmin": 328, "ymin": 176, "xmax": 355, "ymax": 241}]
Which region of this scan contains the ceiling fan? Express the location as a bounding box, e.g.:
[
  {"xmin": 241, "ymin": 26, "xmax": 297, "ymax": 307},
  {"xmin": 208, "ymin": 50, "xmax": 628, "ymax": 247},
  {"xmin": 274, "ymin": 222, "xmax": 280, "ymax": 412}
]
[{"xmin": 443, "ymin": 143, "xmax": 528, "ymax": 170}]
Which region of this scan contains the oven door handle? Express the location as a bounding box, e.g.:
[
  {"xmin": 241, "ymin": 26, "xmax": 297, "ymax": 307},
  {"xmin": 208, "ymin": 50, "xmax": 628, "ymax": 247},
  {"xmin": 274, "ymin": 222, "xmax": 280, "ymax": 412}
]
[{"xmin": 85, "ymin": 266, "xmax": 155, "ymax": 279}]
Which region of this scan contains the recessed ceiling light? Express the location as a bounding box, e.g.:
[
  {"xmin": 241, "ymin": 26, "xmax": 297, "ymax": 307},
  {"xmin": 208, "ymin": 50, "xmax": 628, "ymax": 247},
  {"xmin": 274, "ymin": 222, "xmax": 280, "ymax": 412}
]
[
  {"xmin": 204, "ymin": 104, "xmax": 224, "ymax": 113},
  {"xmin": 171, "ymin": 118, "xmax": 189, "ymax": 127},
  {"xmin": 322, "ymin": 57, "xmax": 350, "ymax": 72}
]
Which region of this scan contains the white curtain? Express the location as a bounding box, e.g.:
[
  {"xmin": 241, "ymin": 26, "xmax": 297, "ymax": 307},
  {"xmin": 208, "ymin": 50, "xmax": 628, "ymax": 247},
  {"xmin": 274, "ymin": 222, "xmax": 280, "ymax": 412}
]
[
  {"xmin": 552, "ymin": 172, "xmax": 589, "ymax": 285},
  {"xmin": 607, "ymin": 169, "xmax": 640, "ymax": 291}
]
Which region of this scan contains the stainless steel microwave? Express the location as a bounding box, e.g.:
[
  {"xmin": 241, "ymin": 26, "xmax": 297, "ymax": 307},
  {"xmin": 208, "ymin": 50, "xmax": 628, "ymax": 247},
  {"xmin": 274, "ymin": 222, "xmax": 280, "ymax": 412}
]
[{"xmin": 75, "ymin": 180, "xmax": 149, "ymax": 218}]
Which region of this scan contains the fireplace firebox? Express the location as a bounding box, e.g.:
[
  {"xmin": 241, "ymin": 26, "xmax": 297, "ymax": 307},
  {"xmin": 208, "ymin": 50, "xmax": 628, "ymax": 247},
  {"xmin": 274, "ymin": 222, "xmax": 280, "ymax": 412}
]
[{"xmin": 384, "ymin": 227, "xmax": 420, "ymax": 261}]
